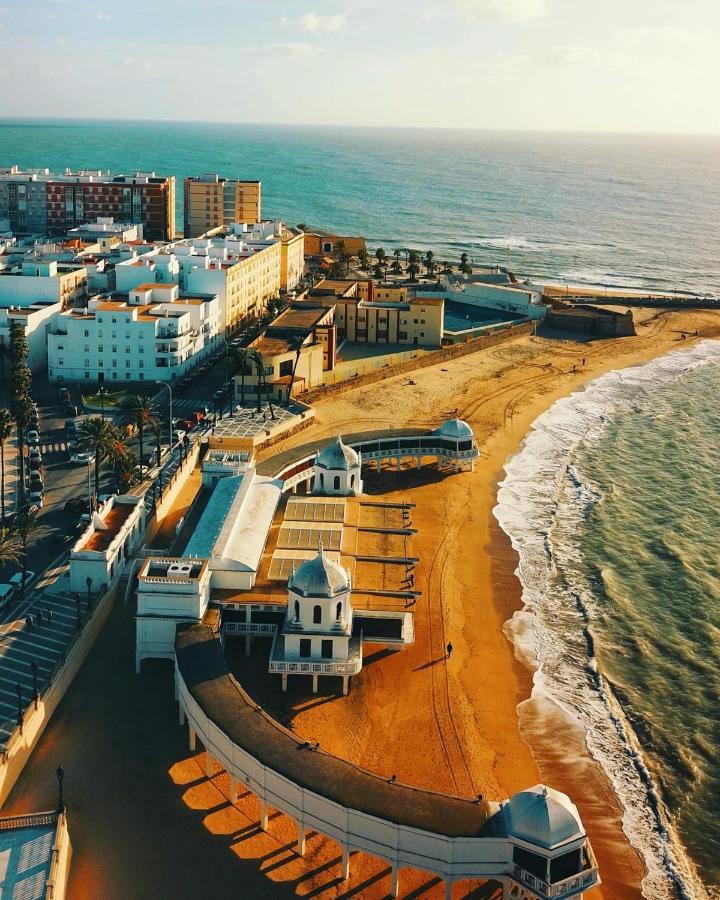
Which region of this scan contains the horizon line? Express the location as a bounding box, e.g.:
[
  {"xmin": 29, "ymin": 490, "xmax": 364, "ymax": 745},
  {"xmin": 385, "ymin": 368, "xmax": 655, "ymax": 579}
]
[{"xmin": 1, "ymin": 114, "xmax": 719, "ymax": 139}]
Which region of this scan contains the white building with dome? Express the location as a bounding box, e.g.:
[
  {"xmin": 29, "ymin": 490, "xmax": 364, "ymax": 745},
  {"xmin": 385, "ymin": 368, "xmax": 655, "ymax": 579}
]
[
  {"xmin": 312, "ymin": 436, "xmax": 363, "ymax": 496},
  {"xmin": 269, "ymin": 545, "xmax": 361, "ymax": 695}
]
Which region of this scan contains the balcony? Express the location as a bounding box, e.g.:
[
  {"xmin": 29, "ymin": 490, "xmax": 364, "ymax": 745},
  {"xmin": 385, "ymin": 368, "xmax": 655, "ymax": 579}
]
[
  {"xmin": 269, "ymin": 634, "xmax": 362, "ymax": 677},
  {"xmin": 512, "ymin": 856, "xmax": 599, "ymax": 899}
]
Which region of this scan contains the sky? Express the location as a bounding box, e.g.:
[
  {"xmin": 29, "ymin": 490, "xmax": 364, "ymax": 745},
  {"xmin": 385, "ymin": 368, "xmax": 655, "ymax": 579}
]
[{"xmin": 0, "ymin": 0, "xmax": 719, "ymax": 134}]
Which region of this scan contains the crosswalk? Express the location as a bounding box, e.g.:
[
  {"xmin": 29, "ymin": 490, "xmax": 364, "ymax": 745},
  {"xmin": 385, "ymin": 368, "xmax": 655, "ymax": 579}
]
[
  {"xmin": 39, "ymin": 441, "xmax": 70, "ymax": 454},
  {"xmin": 0, "ymin": 590, "xmax": 82, "ymax": 748}
]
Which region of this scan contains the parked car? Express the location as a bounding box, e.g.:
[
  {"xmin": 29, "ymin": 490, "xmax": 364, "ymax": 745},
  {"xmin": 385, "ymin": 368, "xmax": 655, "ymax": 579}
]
[
  {"xmin": 172, "ymin": 429, "xmax": 186, "ymax": 442},
  {"xmin": 78, "ymin": 512, "xmax": 92, "ymax": 528},
  {"xmin": 29, "ymin": 491, "xmax": 44, "ymax": 508},
  {"xmin": 27, "ymin": 477, "xmax": 45, "ymax": 491},
  {"xmin": 64, "ymin": 404, "xmax": 79, "ymax": 417},
  {"xmin": 26, "ymin": 430, "xmax": 40, "ymax": 445},
  {"xmin": 28, "ymin": 445, "xmax": 42, "ymax": 460},
  {"xmin": 98, "ymin": 493, "xmax": 115, "ymax": 505},
  {"xmin": 64, "ymin": 497, "xmax": 88, "ymax": 515},
  {"xmin": 70, "ymin": 451, "xmax": 94, "ymax": 464},
  {"xmin": 28, "ymin": 459, "xmax": 43, "ymax": 472},
  {"xmin": 9, "ymin": 571, "xmax": 35, "ymax": 589},
  {"xmin": 134, "ymin": 464, "xmax": 150, "ymax": 477},
  {"xmin": 180, "ymin": 418, "xmax": 195, "ymax": 432},
  {"xmin": 59, "ymin": 387, "xmax": 71, "ymax": 403}
]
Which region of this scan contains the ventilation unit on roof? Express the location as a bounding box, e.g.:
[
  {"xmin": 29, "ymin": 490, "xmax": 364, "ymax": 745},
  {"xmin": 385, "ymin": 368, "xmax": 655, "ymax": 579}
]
[{"xmin": 167, "ymin": 562, "xmax": 192, "ymax": 578}]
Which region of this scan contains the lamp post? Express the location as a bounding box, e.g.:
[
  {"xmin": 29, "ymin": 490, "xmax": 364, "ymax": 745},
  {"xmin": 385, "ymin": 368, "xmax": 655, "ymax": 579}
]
[
  {"xmin": 97, "ymin": 386, "xmax": 108, "ymax": 420},
  {"xmin": 30, "ymin": 658, "xmax": 38, "ymax": 709},
  {"xmin": 15, "ymin": 683, "xmax": 22, "ymax": 730},
  {"xmin": 154, "ymin": 381, "xmax": 173, "ymax": 450},
  {"xmin": 56, "ymin": 765, "xmax": 65, "ymax": 813},
  {"xmin": 86, "ymin": 576, "xmax": 93, "ymax": 619},
  {"xmin": 87, "ymin": 457, "xmax": 94, "ymax": 512}
]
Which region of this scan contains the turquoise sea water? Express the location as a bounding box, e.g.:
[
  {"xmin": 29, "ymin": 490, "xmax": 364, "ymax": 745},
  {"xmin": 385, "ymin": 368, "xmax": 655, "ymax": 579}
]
[
  {"xmin": 1, "ymin": 119, "xmax": 720, "ymax": 294},
  {"xmin": 496, "ymin": 343, "xmax": 720, "ymax": 899}
]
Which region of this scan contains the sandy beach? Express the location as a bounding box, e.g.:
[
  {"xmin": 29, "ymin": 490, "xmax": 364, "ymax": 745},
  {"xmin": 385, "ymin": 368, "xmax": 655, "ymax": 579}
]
[{"xmin": 5, "ymin": 306, "xmax": 720, "ymax": 899}]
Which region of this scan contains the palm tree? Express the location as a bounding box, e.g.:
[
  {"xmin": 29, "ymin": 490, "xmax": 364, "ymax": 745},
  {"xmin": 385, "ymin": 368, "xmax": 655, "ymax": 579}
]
[
  {"xmin": 77, "ymin": 417, "xmax": 124, "ymax": 500},
  {"xmin": 0, "ymin": 527, "xmax": 22, "ymax": 566},
  {"xmin": 459, "ymin": 252, "xmax": 472, "ymax": 274},
  {"xmin": 358, "ymin": 248, "xmax": 370, "ymax": 271},
  {"xmin": 105, "ymin": 434, "xmax": 135, "ymax": 493},
  {"xmin": 391, "ymin": 259, "xmax": 402, "ymax": 275},
  {"xmin": 250, "ymin": 350, "xmax": 275, "ymax": 419},
  {"xmin": 375, "ymin": 247, "xmax": 386, "ymax": 269},
  {"xmin": 119, "ymin": 393, "xmax": 160, "ymax": 476},
  {"xmin": 286, "ymin": 335, "xmax": 306, "ymax": 404},
  {"xmin": 408, "ymin": 250, "xmax": 421, "ymax": 282},
  {"xmin": 9, "ymin": 322, "xmax": 32, "ymax": 507},
  {"xmin": 424, "ymin": 250, "xmax": 435, "ymax": 276},
  {"xmin": 0, "ymin": 409, "xmax": 13, "ymax": 526},
  {"xmin": 442, "ymin": 260, "xmax": 453, "ymax": 275},
  {"xmin": 13, "ymin": 508, "xmax": 49, "ymax": 595},
  {"xmin": 230, "ymin": 347, "xmax": 251, "ymax": 407},
  {"xmin": 393, "ymin": 248, "xmax": 402, "ymax": 266}
]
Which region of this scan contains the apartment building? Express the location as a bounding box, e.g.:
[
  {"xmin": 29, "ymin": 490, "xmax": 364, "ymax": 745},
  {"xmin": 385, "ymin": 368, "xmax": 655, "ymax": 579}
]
[
  {"xmin": 0, "ymin": 166, "xmax": 176, "ymax": 240},
  {"xmin": 183, "ymin": 174, "xmax": 261, "ymax": 237},
  {"xmin": 114, "ymin": 221, "xmax": 300, "ymax": 332},
  {"xmin": 308, "ymin": 279, "xmax": 444, "ymax": 347},
  {"xmin": 47, "ymin": 284, "xmax": 220, "ymax": 383},
  {"xmin": 0, "ymin": 301, "xmax": 62, "ymax": 371},
  {"xmin": 0, "ymin": 258, "xmax": 88, "ymax": 308}
]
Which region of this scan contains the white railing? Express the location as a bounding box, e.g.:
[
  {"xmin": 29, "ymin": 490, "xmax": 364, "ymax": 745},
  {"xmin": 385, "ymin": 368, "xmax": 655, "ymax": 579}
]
[
  {"xmin": 512, "ymin": 864, "xmax": 599, "ymax": 898},
  {"xmin": 268, "ymin": 658, "xmax": 361, "ymax": 676}
]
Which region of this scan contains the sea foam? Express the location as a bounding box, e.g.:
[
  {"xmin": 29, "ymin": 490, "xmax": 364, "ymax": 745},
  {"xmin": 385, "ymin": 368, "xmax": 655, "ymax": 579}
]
[{"xmin": 493, "ymin": 340, "xmax": 720, "ymax": 900}]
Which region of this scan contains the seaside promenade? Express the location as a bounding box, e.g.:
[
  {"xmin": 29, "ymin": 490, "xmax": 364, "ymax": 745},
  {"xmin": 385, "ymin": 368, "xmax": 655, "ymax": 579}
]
[{"xmin": 4, "ymin": 304, "xmax": 720, "ymax": 898}]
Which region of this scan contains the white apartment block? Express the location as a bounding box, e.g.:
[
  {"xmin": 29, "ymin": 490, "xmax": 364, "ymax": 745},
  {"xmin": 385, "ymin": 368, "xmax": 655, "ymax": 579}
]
[
  {"xmin": 0, "ymin": 300, "xmax": 63, "ymax": 371},
  {"xmin": 112, "ymin": 221, "xmax": 303, "ymax": 332},
  {"xmin": 47, "ymin": 283, "xmax": 221, "ymax": 384},
  {"xmin": 0, "ymin": 257, "xmax": 87, "ymax": 307}
]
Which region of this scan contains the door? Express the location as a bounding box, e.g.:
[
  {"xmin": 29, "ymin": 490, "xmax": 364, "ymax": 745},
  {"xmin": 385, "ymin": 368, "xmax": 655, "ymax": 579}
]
[
  {"xmin": 299, "ymin": 638, "xmax": 311, "ymax": 658},
  {"xmin": 321, "ymin": 639, "xmax": 333, "ymax": 659}
]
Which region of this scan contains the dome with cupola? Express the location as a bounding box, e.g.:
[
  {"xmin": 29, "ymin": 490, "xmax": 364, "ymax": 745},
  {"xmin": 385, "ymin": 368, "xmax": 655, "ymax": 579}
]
[
  {"xmin": 502, "ymin": 785, "xmax": 584, "ymax": 849},
  {"xmin": 434, "ymin": 418, "xmax": 474, "ymax": 440},
  {"xmin": 289, "ymin": 545, "xmax": 351, "ymax": 598},
  {"xmin": 315, "ymin": 436, "xmax": 359, "ymax": 471}
]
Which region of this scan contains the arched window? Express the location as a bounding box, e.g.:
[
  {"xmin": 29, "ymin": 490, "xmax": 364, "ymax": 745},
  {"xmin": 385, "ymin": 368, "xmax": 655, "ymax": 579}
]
[
  {"xmin": 294, "ymin": 600, "xmax": 300, "ymax": 621},
  {"xmin": 335, "ymin": 601, "xmax": 342, "ymax": 621},
  {"xmin": 350, "ymin": 474, "xmax": 355, "ymax": 488},
  {"xmin": 313, "ymin": 605, "xmax": 322, "ymax": 624},
  {"xmin": 319, "ymin": 472, "xmax": 324, "ymax": 488},
  {"xmin": 333, "ymin": 475, "xmax": 340, "ymax": 490}
]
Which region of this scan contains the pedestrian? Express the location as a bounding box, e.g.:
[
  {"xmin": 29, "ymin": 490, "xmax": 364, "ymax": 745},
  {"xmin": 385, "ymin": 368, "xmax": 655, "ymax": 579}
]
[
  {"xmin": 46, "ymin": 609, "xmax": 53, "ymax": 624},
  {"xmin": 582, "ymin": 357, "xmax": 586, "ymax": 366},
  {"xmin": 26, "ymin": 615, "xmax": 33, "ymax": 631},
  {"xmin": 446, "ymin": 641, "xmax": 453, "ymax": 658}
]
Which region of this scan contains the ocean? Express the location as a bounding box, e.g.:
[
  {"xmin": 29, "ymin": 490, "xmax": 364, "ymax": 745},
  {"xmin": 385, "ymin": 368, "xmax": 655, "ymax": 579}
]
[
  {"xmin": 495, "ymin": 342, "xmax": 720, "ymax": 899},
  {"xmin": 1, "ymin": 119, "xmax": 720, "ymax": 295}
]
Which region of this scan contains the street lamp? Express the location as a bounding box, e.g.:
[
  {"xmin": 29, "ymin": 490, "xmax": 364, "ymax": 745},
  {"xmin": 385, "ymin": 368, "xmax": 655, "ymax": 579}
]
[
  {"xmin": 56, "ymin": 765, "xmax": 65, "ymax": 813},
  {"xmin": 15, "ymin": 683, "xmax": 23, "ymax": 730},
  {"xmin": 153, "ymin": 381, "xmax": 173, "ymax": 450},
  {"xmin": 30, "ymin": 658, "xmax": 38, "ymax": 709},
  {"xmin": 97, "ymin": 385, "xmax": 108, "ymax": 420},
  {"xmin": 86, "ymin": 576, "xmax": 93, "ymax": 619}
]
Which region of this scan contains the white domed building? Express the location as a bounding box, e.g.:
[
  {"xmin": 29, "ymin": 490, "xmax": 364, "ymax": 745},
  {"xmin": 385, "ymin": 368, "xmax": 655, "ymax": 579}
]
[
  {"xmin": 432, "ymin": 418, "xmax": 477, "ymax": 472},
  {"xmin": 270, "ymin": 545, "xmax": 361, "ymax": 695},
  {"xmin": 313, "ymin": 436, "xmax": 363, "ymax": 496}
]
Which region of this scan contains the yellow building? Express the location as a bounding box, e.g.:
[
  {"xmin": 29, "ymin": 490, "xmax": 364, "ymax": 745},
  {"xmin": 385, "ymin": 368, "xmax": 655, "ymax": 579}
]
[
  {"xmin": 303, "ymin": 230, "xmax": 366, "ymax": 258},
  {"xmin": 280, "ymin": 227, "xmax": 305, "ymax": 292},
  {"xmin": 184, "ymin": 175, "xmax": 262, "ymax": 237},
  {"xmin": 223, "ymin": 241, "xmax": 282, "ymax": 330}
]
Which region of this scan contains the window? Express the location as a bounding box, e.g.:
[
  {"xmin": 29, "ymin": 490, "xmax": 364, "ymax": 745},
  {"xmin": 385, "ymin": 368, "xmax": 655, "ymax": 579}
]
[
  {"xmin": 57, "ymin": 344, "xmax": 64, "ymax": 350},
  {"xmin": 420, "ymin": 319, "xmax": 426, "ymax": 324},
  {"xmin": 112, "ymin": 345, "xmax": 117, "ymax": 353},
  {"xmin": 398, "ymin": 331, "xmax": 408, "ymax": 339},
  {"xmin": 112, "ymin": 372, "xmax": 118, "ymax": 380},
  {"xmin": 335, "ymin": 601, "xmax": 342, "ymax": 621},
  {"xmin": 125, "ymin": 373, "xmax": 131, "ymax": 380},
  {"xmin": 139, "ymin": 361, "xmax": 144, "ymax": 368},
  {"xmin": 319, "ymin": 473, "xmax": 324, "ymax": 488},
  {"xmin": 294, "ymin": 600, "xmax": 300, "ymax": 621},
  {"xmin": 98, "ymin": 360, "xmax": 104, "ymax": 368},
  {"xmin": 333, "ymin": 475, "xmax": 340, "ymax": 491},
  {"xmin": 112, "ymin": 317, "xmax": 117, "ymax": 324},
  {"xmin": 139, "ymin": 347, "xmax": 144, "ymax": 354},
  {"xmin": 126, "ymin": 346, "xmax": 131, "ymax": 353},
  {"xmin": 313, "ymin": 605, "xmax": 322, "ymax": 625},
  {"xmin": 84, "ymin": 359, "xmax": 90, "ymax": 367},
  {"xmin": 299, "ymin": 638, "xmax": 312, "ymax": 658},
  {"xmin": 321, "ymin": 639, "xmax": 333, "ymax": 659},
  {"xmin": 84, "ymin": 372, "xmax": 90, "ymax": 379},
  {"xmin": 84, "ymin": 330, "xmax": 89, "ymax": 338},
  {"xmin": 279, "ymin": 359, "xmax": 293, "ymax": 377},
  {"xmin": 58, "ymin": 359, "xmax": 64, "ymax": 365},
  {"xmin": 350, "ymin": 474, "xmax": 355, "ymax": 488},
  {"xmin": 98, "ymin": 345, "xmax": 104, "ymax": 352},
  {"xmin": 126, "ymin": 360, "xmax": 131, "ymax": 368},
  {"xmin": 413, "ymin": 319, "xmax": 418, "ymax": 324},
  {"xmin": 513, "ymin": 847, "xmax": 547, "ymax": 881}
]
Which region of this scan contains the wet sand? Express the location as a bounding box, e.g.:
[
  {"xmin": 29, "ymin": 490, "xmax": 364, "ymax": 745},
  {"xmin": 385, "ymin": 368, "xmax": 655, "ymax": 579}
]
[{"xmin": 5, "ymin": 308, "xmax": 720, "ymax": 898}]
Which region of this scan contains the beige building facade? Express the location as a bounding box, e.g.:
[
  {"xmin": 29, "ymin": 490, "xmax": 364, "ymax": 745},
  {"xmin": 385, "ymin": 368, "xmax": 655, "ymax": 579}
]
[{"xmin": 184, "ymin": 174, "xmax": 262, "ymax": 237}]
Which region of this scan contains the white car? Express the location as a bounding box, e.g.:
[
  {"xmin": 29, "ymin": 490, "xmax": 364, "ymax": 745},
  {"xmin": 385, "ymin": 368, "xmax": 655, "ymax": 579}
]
[
  {"xmin": 26, "ymin": 430, "xmax": 40, "ymax": 445},
  {"xmin": 9, "ymin": 571, "xmax": 35, "ymax": 588},
  {"xmin": 70, "ymin": 451, "xmax": 95, "ymax": 464},
  {"xmin": 173, "ymin": 429, "xmax": 186, "ymax": 442},
  {"xmin": 29, "ymin": 492, "xmax": 44, "ymax": 507},
  {"xmin": 28, "ymin": 446, "xmax": 42, "ymax": 459}
]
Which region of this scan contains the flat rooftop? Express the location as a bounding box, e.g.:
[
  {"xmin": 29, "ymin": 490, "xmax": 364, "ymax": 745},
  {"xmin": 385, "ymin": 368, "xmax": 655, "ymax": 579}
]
[{"xmin": 79, "ymin": 502, "xmax": 135, "ymax": 553}]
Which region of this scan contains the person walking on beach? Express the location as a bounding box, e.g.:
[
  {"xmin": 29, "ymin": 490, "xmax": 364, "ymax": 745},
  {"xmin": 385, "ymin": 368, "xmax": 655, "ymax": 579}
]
[{"xmin": 446, "ymin": 641, "xmax": 453, "ymax": 659}]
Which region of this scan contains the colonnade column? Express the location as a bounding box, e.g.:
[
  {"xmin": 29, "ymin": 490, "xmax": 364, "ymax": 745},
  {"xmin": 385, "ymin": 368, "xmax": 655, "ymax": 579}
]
[
  {"xmin": 376, "ymin": 458, "xmax": 382, "ymax": 472},
  {"xmin": 281, "ymin": 673, "xmax": 288, "ymax": 692},
  {"xmin": 396, "ymin": 457, "xmax": 402, "ymax": 471},
  {"xmin": 205, "ymin": 751, "xmax": 213, "ymax": 778},
  {"xmin": 445, "ymin": 878, "xmax": 453, "ymax": 900},
  {"xmin": 296, "ymin": 821, "xmax": 306, "ymax": 857},
  {"xmin": 341, "ymin": 847, "xmax": 351, "ymax": 881},
  {"xmin": 179, "ymin": 704, "xmax": 185, "ymax": 726},
  {"xmin": 390, "ymin": 864, "xmax": 400, "ymax": 898},
  {"xmin": 188, "ymin": 726, "xmax": 196, "ymax": 752},
  {"xmin": 312, "ymin": 673, "xmax": 319, "ymax": 694},
  {"xmin": 259, "ymin": 799, "xmax": 269, "ymax": 831},
  {"xmin": 229, "ymin": 776, "xmax": 238, "ymax": 805},
  {"xmin": 342, "ymin": 675, "xmax": 349, "ymax": 696}
]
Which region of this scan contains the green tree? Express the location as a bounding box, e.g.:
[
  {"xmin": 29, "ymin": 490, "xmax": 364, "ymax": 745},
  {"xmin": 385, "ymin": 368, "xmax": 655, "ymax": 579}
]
[
  {"xmin": 459, "ymin": 252, "xmax": 473, "ymax": 275},
  {"xmin": 358, "ymin": 248, "xmax": 370, "ymax": 271},
  {"xmin": 424, "ymin": 250, "xmax": 435, "ymax": 276},
  {"xmin": 391, "ymin": 259, "xmax": 402, "ymax": 275},
  {"xmin": 373, "ymin": 261, "xmax": 384, "ymax": 280},
  {"xmin": 375, "ymin": 247, "xmax": 386, "ymax": 269},
  {"xmin": 105, "ymin": 434, "xmax": 135, "ymax": 493},
  {"xmin": 407, "ymin": 250, "xmax": 421, "ymax": 282},
  {"xmin": 77, "ymin": 417, "xmax": 124, "ymax": 499},
  {"xmin": 286, "ymin": 334, "xmax": 306, "ymax": 404},
  {"xmin": 0, "ymin": 409, "xmax": 12, "ymax": 526},
  {"xmin": 0, "ymin": 526, "xmax": 22, "ymax": 566},
  {"xmin": 250, "ymin": 350, "xmax": 275, "ymax": 419},
  {"xmin": 393, "ymin": 248, "xmax": 402, "ymax": 266},
  {"xmin": 8, "ymin": 322, "xmax": 32, "ymax": 507},
  {"xmin": 230, "ymin": 347, "xmax": 251, "ymax": 407},
  {"xmin": 13, "ymin": 508, "xmax": 49, "ymax": 595},
  {"xmin": 119, "ymin": 393, "xmax": 160, "ymax": 477},
  {"xmin": 442, "ymin": 260, "xmax": 454, "ymax": 275}
]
